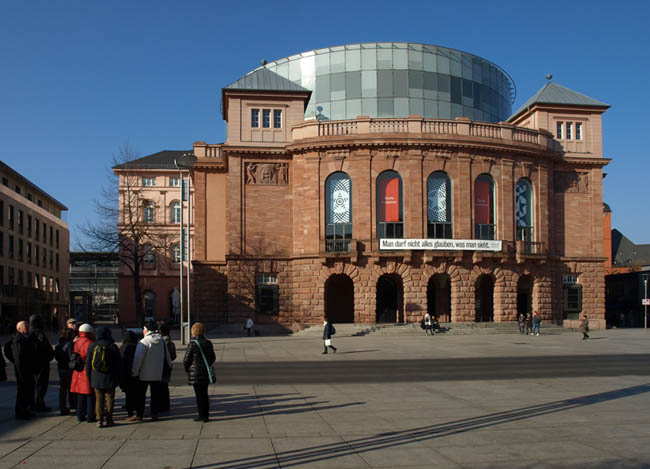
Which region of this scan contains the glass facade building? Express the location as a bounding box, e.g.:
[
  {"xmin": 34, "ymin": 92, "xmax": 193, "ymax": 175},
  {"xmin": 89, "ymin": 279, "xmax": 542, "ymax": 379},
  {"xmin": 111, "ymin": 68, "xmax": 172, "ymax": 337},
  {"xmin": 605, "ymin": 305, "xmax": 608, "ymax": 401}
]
[{"xmin": 253, "ymin": 42, "xmax": 516, "ymax": 123}]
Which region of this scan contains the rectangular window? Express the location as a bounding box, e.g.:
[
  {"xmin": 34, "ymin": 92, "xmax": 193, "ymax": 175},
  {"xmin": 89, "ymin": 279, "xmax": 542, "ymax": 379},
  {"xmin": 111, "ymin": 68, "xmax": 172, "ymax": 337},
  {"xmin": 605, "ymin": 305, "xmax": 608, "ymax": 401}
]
[
  {"xmin": 0, "ymin": 200, "xmax": 3, "ymax": 226},
  {"xmin": 262, "ymin": 109, "xmax": 271, "ymax": 128},
  {"xmin": 27, "ymin": 243, "xmax": 31, "ymax": 264},
  {"xmin": 169, "ymin": 177, "xmax": 181, "ymax": 187},
  {"xmin": 49, "ymin": 251, "xmax": 53, "ymax": 269},
  {"xmin": 43, "ymin": 247, "xmax": 47, "ymax": 268},
  {"xmin": 56, "ymin": 253, "xmax": 59, "ymax": 271},
  {"xmin": 37, "ymin": 200, "xmax": 42, "ymax": 207},
  {"xmin": 18, "ymin": 210, "xmax": 23, "ymax": 234},
  {"xmin": 27, "ymin": 215, "xmax": 31, "ymax": 237},
  {"xmin": 43, "ymin": 222, "xmax": 46, "ymax": 241},
  {"xmin": 26, "ymin": 272, "xmax": 31, "ymax": 288},
  {"xmin": 56, "ymin": 230, "xmax": 59, "ymax": 248},
  {"xmin": 8, "ymin": 235, "xmax": 13, "ymax": 259},
  {"xmin": 8, "ymin": 267, "xmax": 14, "ymax": 285},
  {"xmin": 556, "ymin": 122, "xmax": 563, "ymax": 139},
  {"xmin": 256, "ymin": 273, "xmax": 279, "ymax": 315},
  {"xmin": 27, "ymin": 193, "xmax": 32, "ymax": 201},
  {"xmin": 49, "ymin": 226, "xmax": 53, "ymax": 246},
  {"xmin": 273, "ymin": 110, "xmax": 282, "ymax": 128},
  {"xmin": 9, "ymin": 205, "xmax": 14, "ymax": 230},
  {"xmin": 18, "ymin": 270, "xmax": 23, "ymax": 286},
  {"xmin": 35, "ymin": 245, "xmax": 39, "ymax": 266},
  {"xmin": 0, "ymin": 232, "xmax": 3, "ymax": 256},
  {"xmin": 35, "ymin": 219, "xmax": 40, "ymax": 241},
  {"xmin": 2, "ymin": 177, "xmax": 7, "ymax": 186},
  {"xmin": 18, "ymin": 239, "xmax": 23, "ymax": 261},
  {"xmin": 566, "ymin": 122, "xmax": 573, "ymax": 139},
  {"xmin": 251, "ymin": 109, "xmax": 260, "ymax": 128},
  {"xmin": 575, "ymin": 122, "xmax": 582, "ymax": 140},
  {"xmin": 15, "ymin": 185, "xmax": 20, "ymax": 195},
  {"xmin": 142, "ymin": 177, "xmax": 156, "ymax": 186},
  {"xmin": 0, "ymin": 265, "xmax": 4, "ymax": 285}
]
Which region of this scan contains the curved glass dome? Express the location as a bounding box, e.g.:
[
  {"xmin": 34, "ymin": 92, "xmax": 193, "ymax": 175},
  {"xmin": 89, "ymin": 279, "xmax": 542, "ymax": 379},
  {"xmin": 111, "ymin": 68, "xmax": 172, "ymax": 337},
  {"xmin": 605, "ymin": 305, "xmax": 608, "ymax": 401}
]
[{"xmin": 252, "ymin": 42, "xmax": 516, "ymax": 123}]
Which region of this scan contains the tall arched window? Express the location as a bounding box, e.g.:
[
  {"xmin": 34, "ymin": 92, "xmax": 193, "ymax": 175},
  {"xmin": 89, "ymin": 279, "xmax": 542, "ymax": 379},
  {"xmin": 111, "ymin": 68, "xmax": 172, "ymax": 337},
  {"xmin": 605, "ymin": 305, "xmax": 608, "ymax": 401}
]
[
  {"xmin": 144, "ymin": 290, "xmax": 156, "ymax": 317},
  {"xmin": 376, "ymin": 170, "xmax": 403, "ymax": 239},
  {"xmin": 474, "ymin": 174, "xmax": 495, "ymax": 240},
  {"xmin": 171, "ymin": 244, "xmax": 181, "ymax": 263},
  {"xmin": 427, "ymin": 171, "xmax": 452, "ymax": 238},
  {"xmin": 171, "ymin": 201, "xmax": 181, "ymax": 224},
  {"xmin": 325, "ymin": 172, "xmax": 352, "ymax": 252},
  {"xmin": 515, "ymin": 178, "xmax": 534, "ymax": 250},
  {"xmin": 143, "ymin": 202, "xmax": 155, "ymax": 224}
]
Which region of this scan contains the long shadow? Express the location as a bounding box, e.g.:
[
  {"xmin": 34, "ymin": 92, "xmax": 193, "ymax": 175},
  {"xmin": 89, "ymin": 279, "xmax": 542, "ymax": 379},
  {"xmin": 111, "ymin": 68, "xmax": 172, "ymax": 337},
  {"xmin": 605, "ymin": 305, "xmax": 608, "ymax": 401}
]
[{"xmin": 191, "ymin": 383, "xmax": 650, "ymax": 469}]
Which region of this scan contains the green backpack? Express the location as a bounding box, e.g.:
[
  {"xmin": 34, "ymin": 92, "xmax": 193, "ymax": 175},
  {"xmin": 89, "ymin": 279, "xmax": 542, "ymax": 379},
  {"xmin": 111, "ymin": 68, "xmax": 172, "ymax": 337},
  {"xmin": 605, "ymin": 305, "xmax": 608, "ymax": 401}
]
[{"xmin": 91, "ymin": 345, "xmax": 109, "ymax": 373}]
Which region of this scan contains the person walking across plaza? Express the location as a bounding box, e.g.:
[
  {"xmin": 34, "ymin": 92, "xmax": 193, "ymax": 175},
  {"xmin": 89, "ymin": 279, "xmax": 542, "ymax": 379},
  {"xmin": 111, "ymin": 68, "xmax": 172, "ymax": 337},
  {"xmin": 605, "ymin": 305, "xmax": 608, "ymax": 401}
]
[
  {"xmin": 130, "ymin": 320, "xmax": 172, "ymax": 422},
  {"xmin": 525, "ymin": 312, "xmax": 533, "ymax": 335},
  {"xmin": 183, "ymin": 322, "xmax": 216, "ymax": 422},
  {"xmin": 71, "ymin": 323, "xmax": 96, "ymax": 422},
  {"xmin": 86, "ymin": 327, "xmax": 122, "ymax": 427},
  {"xmin": 29, "ymin": 314, "xmax": 54, "ymax": 412},
  {"xmin": 54, "ymin": 328, "xmax": 76, "ymax": 415},
  {"xmin": 245, "ymin": 317, "xmax": 254, "ymax": 337},
  {"xmin": 579, "ymin": 314, "xmax": 590, "ymax": 340},
  {"xmin": 532, "ymin": 310, "xmax": 542, "ymax": 336},
  {"xmin": 322, "ymin": 318, "xmax": 337, "ymax": 354},
  {"xmin": 119, "ymin": 330, "xmax": 139, "ymax": 418},
  {"xmin": 158, "ymin": 323, "xmax": 176, "ymax": 412},
  {"xmin": 4, "ymin": 321, "xmax": 37, "ymax": 419}
]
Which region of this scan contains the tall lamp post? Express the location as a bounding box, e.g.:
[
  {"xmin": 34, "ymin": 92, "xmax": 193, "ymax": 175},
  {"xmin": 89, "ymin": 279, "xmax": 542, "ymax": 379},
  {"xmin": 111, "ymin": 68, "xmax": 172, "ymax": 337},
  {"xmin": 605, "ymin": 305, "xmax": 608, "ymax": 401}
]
[
  {"xmin": 174, "ymin": 158, "xmax": 192, "ymax": 344},
  {"xmin": 642, "ymin": 273, "xmax": 648, "ymax": 330}
]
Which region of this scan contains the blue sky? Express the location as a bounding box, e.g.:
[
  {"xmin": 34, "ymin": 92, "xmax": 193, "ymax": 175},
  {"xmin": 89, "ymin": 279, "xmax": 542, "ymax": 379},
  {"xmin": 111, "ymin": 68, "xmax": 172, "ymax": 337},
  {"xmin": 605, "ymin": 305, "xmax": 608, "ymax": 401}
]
[{"xmin": 1, "ymin": 0, "xmax": 648, "ymax": 245}]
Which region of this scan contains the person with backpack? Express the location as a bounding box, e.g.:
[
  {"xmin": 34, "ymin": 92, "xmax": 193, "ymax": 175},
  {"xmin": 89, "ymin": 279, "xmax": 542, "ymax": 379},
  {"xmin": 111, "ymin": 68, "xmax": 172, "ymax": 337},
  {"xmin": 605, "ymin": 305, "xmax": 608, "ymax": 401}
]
[
  {"xmin": 4, "ymin": 321, "xmax": 37, "ymax": 419},
  {"xmin": 29, "ymin": 314, "xmax": 54, "ymax": 412},
  {"xmin": 183, "ymin": 322, "xmax": 216, "ymax": 422},
  {"xmin": 70, "ymin": 323, "xmax": 96, "ymax": 422},
  {"xmin": 119, "ymin": 330, "xmax": 140, "ymax": 419},
  {"xmin": 322, "ymin": 318, "xmax": 337, "ymax": 354},
  {"xmin": 54, "ymin": 328, "xmax": 76, "ymax": 415},
  {"xmin": 158, "ymin": 323, "xmax": 176, "ymax": 412},
  {"xmin": 129, "ymin": 320, "xmax": 172, "ymax": 422},
  {"xmin": 86, "ymin": 327, "xmax": 122, "ymax": 427}
]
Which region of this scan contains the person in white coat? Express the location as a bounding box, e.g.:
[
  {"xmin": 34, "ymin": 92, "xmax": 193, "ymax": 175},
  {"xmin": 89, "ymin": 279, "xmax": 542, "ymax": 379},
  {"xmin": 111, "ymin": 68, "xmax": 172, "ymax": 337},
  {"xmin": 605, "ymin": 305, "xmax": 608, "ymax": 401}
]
[{"xmin": 127, "ymin": 320, "xmax": 172, "ymax": 421}]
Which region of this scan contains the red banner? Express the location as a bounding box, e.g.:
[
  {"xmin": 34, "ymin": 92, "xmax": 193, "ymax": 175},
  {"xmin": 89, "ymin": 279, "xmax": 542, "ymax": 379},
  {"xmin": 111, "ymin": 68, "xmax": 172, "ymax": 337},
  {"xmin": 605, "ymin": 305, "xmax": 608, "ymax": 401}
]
[
  {"xmin": 379, "ymin": 177, "xmax": 400, "ymax": 222},
  {"xmin": 474, "ymin": 180, "xmax": 491, "ymax": 225}
]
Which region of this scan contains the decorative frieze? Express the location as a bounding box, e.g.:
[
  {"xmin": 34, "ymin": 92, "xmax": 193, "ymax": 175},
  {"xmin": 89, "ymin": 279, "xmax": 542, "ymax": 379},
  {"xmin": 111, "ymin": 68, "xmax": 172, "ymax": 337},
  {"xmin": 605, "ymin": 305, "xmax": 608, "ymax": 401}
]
[
  {"xmin": 245, "ymin": 163, "xmax": 289, "ymax": 185},
  {"xmin": 554, "ymin": 171, "xmax": 589, "ymax": 193}
]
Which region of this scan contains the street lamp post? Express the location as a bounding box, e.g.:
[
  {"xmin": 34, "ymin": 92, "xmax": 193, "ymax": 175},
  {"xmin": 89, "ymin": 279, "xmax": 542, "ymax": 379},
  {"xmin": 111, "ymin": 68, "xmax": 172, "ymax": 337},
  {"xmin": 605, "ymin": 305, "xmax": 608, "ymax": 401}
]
[
  {"xmin": 643, "ymin": 273, "xmax": 648, "ymax": 330},
  {"xmin": 174, "ymin": 159, "xmax": 185, "ymax": 344},
  {"xmin": 174, "ymin": 157, "xmax": 193, "ymax": 345}
]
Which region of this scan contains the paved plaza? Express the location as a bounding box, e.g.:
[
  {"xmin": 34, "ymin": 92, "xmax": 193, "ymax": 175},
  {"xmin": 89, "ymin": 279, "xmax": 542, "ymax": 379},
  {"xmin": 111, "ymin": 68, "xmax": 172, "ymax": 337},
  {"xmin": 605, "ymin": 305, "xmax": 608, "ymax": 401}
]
[{"xmin": 0, "ymin": 328, "xmax": 649, "ymax": 468}]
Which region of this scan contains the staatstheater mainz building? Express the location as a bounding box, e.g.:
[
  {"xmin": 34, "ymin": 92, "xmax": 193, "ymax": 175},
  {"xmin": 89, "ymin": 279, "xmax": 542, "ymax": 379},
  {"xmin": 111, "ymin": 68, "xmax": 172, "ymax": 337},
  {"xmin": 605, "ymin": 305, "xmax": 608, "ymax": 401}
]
[{"xmin": 116, "ymin": 42, "xmax": 610, "ymax": 330}]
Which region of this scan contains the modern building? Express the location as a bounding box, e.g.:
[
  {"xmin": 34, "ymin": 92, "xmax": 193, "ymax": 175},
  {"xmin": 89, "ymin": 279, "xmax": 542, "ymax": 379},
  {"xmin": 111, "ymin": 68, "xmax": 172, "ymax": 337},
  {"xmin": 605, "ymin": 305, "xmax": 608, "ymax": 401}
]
[
  {"xmin": 69, "ymin": 252, "xmax": 119, "ymax": 324},
  {"xmin": 0, "ymin": 161, "xmax": 69, "ymax": 328},
  {"xmin": 118, "ymin": 42, "xmax": 610, "ymax": 330}
]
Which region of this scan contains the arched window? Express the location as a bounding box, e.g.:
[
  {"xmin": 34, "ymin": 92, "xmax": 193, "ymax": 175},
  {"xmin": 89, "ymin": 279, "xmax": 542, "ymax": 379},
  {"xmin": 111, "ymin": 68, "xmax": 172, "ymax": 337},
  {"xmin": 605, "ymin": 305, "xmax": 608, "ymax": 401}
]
[
  {"xmin": 144, "ymin": 290, "xmax": 156, "ymax": 317},
  {"xmin": 143, "ymin": 244, "xmax": 154, "ymax": 265},
  {"xmin": 377, "ymin": 171, "xmax": 403, "ymax": 239},
  {"xmin": 427, "ymin": 171, "xmax": 452, "ymax": 238},
  {"xmin": 171, "ymin": 244, "xmax": 181, "ymax": 263},
  {"xmin": 143, "ymin": 202, "xmax": 155, "ymax": 224},
  {"xmin": 171, "ymin": 201, "xmax": 181, "ymax": 224},
  {"xmin": 474, "ymin": 174, "xmax": 495, "ymax": 240},
  {"xmin": 515, "ymin": 178, "xmax": 534, "ymax": 250},
  {"xmin": 325, "ymin": 172, "xmax": 352, "ymax": 252}
]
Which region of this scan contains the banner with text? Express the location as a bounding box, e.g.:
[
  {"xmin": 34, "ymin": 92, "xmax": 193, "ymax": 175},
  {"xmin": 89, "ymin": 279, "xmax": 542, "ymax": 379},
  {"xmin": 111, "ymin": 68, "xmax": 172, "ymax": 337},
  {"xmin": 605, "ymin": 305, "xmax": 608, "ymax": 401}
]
[{"xmin": 380, "ymin": 238, "xmax": 502, "ymax": 251}]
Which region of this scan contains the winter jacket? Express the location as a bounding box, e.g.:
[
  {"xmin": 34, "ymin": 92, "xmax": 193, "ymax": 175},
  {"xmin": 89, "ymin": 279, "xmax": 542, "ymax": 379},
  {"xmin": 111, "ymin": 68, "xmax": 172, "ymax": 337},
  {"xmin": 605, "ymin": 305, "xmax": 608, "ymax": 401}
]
[
  {"xmin": 579, "ymin": 318, "xmax": 590, "ymax": 333},
  {"xmin": 161, "ymin": 335, "xmax": 177, "ymax": 383},
  {"xmin": 132, "ymin": 331, "xmax": 172, "ymax": 382},
  {"xmin": 183, "ymin": 336, "xmax": 216, "ymax": 385},
  {"xmin": 86, "ymin": 327, "xmax": 122, "ymax": 390},
  {"xmin": 70, "ymin": 331, "xmax": 94, "ymax": 395},
  {"xmin": 4, "ymin": 333, "xmax": 36, "ymax": 381},
  {"xmin": 533, "ymin": 313, "xmax": 542, "ymax": 325},
  {"xmin": 0, "ymin": 347, "xmax": 6, "ymax": 382},
  {"xmin": 322, "ymin": 322, "xmax": 335, "ymax": 340},
  {"xmin": 29, "ymin": 315, "xmax": 54, "ymax": 372},
  {"xmin": 55, "ymin": 338, "xmax": 74, "ymax": 372}
]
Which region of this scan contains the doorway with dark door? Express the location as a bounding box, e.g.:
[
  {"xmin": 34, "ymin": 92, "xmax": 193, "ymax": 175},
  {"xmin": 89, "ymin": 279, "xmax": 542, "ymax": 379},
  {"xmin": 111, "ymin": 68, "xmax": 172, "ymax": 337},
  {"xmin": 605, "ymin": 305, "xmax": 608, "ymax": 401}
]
[
  {"xmin": 475, "ymin": 274, "xmax": 494, "ymax": 322},
  {"xmin": 427, "ymin": 274, "xmax": 452, "ymax": 322},
  {"xmin": 324, "ymin": 274, "xmax": 355, "ymax": 323},
  {"xmin": 376, "ymin": 274, "xmax": 403, "ymax": 323},
  {"xmin": 517, "ymin": 275, "xmax": 533, "ymax": 319}
]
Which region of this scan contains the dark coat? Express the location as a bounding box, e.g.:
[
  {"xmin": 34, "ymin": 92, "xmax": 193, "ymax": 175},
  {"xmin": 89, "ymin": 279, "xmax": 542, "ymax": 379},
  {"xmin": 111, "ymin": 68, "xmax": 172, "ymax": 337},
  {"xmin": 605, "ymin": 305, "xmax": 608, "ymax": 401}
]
[
  {"xmin": 183, "ymin": 336, "xmax": 216, "ymax": 385},
  {"xmin": 4, "ymin": 333, "xmax": 37, "ymax": 381},
  {"xmin": 119, "ymin": 332, "xmax": 139, "ymax": 386},
  {"xmin": 0, "ymin": 347, "xmax": 6, "ymax": 382},
  {"xmin": 54, "ymin": 338, "xmax": 74, "ymax": 372},
  {"xmin": 322, "ymin": 322, "xmax": 335, "ymax": 340},
  {"xmin": 86, "ymin": 327, "xmax": 122, "ymax": 390},
  {"xmin": 29, "ymin": 315, "xmax": 54, "ymax": 371}
]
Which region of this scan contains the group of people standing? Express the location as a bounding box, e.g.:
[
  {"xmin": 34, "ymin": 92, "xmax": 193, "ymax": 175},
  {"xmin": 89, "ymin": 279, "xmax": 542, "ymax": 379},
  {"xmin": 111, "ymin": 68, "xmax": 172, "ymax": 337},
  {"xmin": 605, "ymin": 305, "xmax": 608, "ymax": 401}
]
[
  {"xmin": 2, "ymin": 317, "xmax": 216, "ymax": 425},
  {"xmin": 517, "ymin": 311, "xmax": 542, "ymax": 336},
  {"xmin": 421, "ymin": 312, "xmax": 441, "ymax": 336}
]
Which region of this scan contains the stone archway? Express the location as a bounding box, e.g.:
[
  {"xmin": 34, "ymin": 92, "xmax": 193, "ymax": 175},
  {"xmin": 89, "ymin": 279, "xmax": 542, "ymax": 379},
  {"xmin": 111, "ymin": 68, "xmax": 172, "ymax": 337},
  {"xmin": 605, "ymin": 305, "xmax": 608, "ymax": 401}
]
[
  {"xmin": 475, "ymin": 275, "xmax": 494, "ymax": 322},
  {"xmin": 517, "ymin": 275, "xmax": 534, "ymax": 318},
  {"xmin": 376, "ymin": 274, "xmax": 403, "ymax": 323},
  {"xmin": 324, "ymin": 274, "xmax": 355, "ymax": 323},
  {"xmin": 427, "ymin": 273, "xmax": 451, "ymax": 322}
]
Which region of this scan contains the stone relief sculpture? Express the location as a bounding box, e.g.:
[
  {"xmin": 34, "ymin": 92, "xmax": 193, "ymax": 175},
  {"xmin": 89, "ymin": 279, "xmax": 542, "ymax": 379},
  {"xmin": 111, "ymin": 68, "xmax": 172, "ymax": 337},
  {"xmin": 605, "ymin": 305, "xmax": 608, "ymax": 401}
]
[
  {"xmin": 554, "ymin": 171, "xmax": 589, "ymax": 193},
  {"xmin": 245, "ymin": 163, "xmax": 289, "ymax": 185}
]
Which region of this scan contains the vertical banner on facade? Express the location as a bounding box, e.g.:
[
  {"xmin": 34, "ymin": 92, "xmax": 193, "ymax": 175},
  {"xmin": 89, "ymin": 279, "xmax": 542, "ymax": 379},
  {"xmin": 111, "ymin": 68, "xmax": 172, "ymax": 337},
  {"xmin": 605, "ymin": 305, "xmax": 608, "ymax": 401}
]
[
  {"xmin": 379, "ymin": 176, "xmax": 400, "ymax": 222},
  {"xmin": 327, "ymin": 176, "xmax": 351, "ymax": 224},
  {"xmin": 474, "ymin": 180, "xmax": 491, "ymax": 224},
  {"xmin": 428, "ymin": 175, "xmax": 447, "ymax": 222}
]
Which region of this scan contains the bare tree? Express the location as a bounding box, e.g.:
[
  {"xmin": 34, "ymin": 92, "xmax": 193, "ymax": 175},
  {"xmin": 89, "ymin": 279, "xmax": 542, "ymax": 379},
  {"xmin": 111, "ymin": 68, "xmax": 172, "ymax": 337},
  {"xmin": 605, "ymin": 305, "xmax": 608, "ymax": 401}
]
[{"xmin": 79, "ymin": 143, "xmax": 175, "ymax": 326}]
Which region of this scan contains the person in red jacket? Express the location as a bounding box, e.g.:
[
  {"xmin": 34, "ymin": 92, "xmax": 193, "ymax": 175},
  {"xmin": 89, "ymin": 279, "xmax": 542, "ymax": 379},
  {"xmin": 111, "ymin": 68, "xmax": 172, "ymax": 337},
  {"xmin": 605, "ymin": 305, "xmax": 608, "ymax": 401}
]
[{"xmin": 70, "ymin": 324, "xmax": 96, "ymax": 422}]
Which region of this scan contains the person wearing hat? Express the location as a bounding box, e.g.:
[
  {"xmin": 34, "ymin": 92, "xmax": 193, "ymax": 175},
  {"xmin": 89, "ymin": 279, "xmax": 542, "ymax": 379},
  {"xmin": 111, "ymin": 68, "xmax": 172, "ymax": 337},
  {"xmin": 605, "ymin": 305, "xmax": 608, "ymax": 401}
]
[{"xmin": 70, "ymin": 323, "xmax": 96, "ymax": 422}]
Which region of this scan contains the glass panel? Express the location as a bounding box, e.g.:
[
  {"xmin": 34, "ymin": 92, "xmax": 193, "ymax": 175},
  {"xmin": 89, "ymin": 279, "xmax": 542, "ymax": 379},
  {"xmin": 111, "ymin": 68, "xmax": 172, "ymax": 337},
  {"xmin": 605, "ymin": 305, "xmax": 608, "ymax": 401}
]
[
  {"xmin": 408, "ymin": 70, "xmax": 423, "ymax": 98},
  {"xmin": 393, "ymin": 70, "xmax": 408, "ymax": 97},
  {"xmin": 409, "ymin": 98, "xmax": 423, "ymax": 117},
  {"xmin": 437, "ymin": 53, "xmax": 450, "ymax": 74},
  {"xmin": 315, "ymin": 52, "xmax": 330, "ymax": 74},
  {"xmin": 345, "ymin": 48, "xmax": 361, "ymax": 71},
  {"xmin": 449, "ymin": 50, "xmax": 462, "ymax": 76},
  {"xmin": 393, "ymin": 47, "xmax": 408, "ymax": 69},
  {"xmin": 346, "ymin": 71, "xmax": 362, "ymax": 99},
  {"xmin": 394, "ymin": 97, "xmax": 409, "ymax": 117},
  {"xmin": 450, "ymin": 76, "xmax": 461, "ymax": 104},
  {"xmin": 451, "ymin": 103, "xmax": 463, "ymax": 119},
  {"xmin": 289, "ymin": 59, "xmax": 301, "ymax": 81},
  {"xmin": 362, "ymin": 98, "xmax": 377, "ymax": 116},
  {"xmin": 276, "ymin": 63, "xmax": 288, "ymax": 78},
  {"xmin": 331, "ymin": 50, "xmax": 345, "ymax": 73},
  {"xmin": 361, "ymin": 70, "xmax": 377, "ymax": 97},
  {"xmin": 462, "ymin": 78, "xmax": 473, "ymax": 98},
  {"xmin": 576, "ymin": 122, "xmax": 582, "ymax": 140},
  {"xmin": 566, "ymin": 122, "xmax": 573, "ymax": 139},
  {"xmin": 377, "ymin": 70, "xmax": 393, "ymax": 97},
  {"xmin": 330, "ymin": 100, "xmax": 345, "ymax": 120},
  {"xmin": 424, "ymin": 99, "xmax": 437, "ymax": 118},
  {"xmin": 300, "ymin": 55, "xmax": 316, "ymax": 90},
  {"xmin": 330, "ymin": 72, "xmax": 345, "ymax": 100},
  {"xmin": 377, "ymin": 98, "xmax": 394, "ymax": 117},
  {"xmin": 346, "ymin": 99, "xmax": 361, "ymax": 119},
  {"xmin": 556, "ymin": 122, "xmax": 563, "ymax": 139},
  {"xmin": 262, "ymin": 109, "xmax": 270, "ymax": 128},
  {"xmin": 251, "ymin": 109, "xmax": 259, "ymax": 127},
  {"xmin": 361, "ymin": 46, "xmax": 377, "ymax": 69},
  {"xmin": 315, "ymin": 75, "xmax": 330, "ymax": 102},
  {"xmin": 273, "ymin": 110, "xmax": 282, "ymax": 128},
  {"xmin": 438, "ymin": 99, "xmax": 451, "ymax": 117},
  {"xmin": 437, "ymin": 73, "xmax": 450, "ymax": 92},
  {"xmin": 377, "ymin": 47, "xmax": 392, "ymax": 69},
  {"xmin": 423, "ymin": 52, "xmax": 436, "ymax": 72},
  {"xmin": 408, "ymin": 49, "xmax": 423, "ymax": 70}
]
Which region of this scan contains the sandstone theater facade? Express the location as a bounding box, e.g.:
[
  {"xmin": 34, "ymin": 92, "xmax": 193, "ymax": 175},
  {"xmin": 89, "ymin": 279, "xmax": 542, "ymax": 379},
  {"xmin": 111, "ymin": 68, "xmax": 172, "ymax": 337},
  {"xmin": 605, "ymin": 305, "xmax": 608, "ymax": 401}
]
[{"xmin": 119, "ymin": 43, "xmax": 610, "ymax": 329}]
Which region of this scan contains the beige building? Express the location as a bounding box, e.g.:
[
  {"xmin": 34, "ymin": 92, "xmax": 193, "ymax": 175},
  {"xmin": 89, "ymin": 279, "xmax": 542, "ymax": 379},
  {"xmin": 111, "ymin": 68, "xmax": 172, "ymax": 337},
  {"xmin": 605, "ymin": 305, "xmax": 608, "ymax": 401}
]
[{"xmin": 0, "ymin": 161, "xmax": 69, "ymax": 328}]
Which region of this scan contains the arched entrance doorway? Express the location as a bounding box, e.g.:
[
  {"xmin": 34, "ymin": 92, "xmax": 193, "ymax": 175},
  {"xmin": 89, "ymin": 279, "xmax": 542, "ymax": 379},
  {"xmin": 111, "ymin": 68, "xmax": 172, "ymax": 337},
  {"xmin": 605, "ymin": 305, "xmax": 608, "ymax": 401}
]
[
  {"xmin": 324, "ymin": 274, "xmax": 355, "ymax": 323},
  {"xmin": 427, "ymin": 274, "xmax": 451, "ymax": 322},
  {"xmin": 376, "ymin": 274, "xmax": 403, "ymax": 323},
  {"xmin": 475, "ymin": 275, "xmax": 494, "ymax": 322},
  {"xmin": 517, "ymin": 275, "xmax": 533, "ymax": 318}
]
